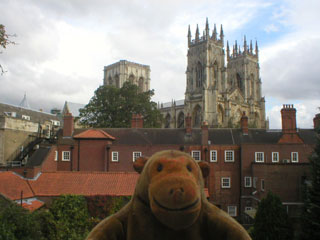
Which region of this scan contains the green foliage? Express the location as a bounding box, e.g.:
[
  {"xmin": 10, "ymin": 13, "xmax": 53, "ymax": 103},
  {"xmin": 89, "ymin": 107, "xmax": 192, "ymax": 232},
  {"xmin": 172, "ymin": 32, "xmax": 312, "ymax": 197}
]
[
  {"xmin": 0, "ymin": 202, "xmax": 42, "ymax": 240},
  {"xmin": 79, "ymin": 82, "xmax": 163, "ymax": 128},
  {"xmin": 300, "ymin": 129, "xmax": 320, "ymax": 240},
  {"xmin": 32, "ymin": 209, "xmax": 57, "ymax": 240},
  {"xmin": 109, "ymin": 196, "xmax": 131, "ymax": 215},
  {"xmin": 0, "ymin": 24, "xmax": 15, "ymax": 74},
  {"xmin": 252, "ymin": 191, "xmax": 292, "ymax": 240},
  {"xmin": 49, "ymin": 195, "xmax": 91, "ymax": 240}
]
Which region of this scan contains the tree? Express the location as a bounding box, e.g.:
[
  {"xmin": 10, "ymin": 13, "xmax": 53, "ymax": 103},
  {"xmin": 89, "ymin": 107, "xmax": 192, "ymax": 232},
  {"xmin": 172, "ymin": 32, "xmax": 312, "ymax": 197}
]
[
  {"xmin": 49, "ymin": 195, "xmax": 91, "ymax": 240},
  {"xmin": 0, "ymin": 202, "xmax": 42, "ymax": 240},
  {"xmin": 252, "ymin": 191, "xmax": 292, "ymax": 240},
  {"xmin": 300, "ymin": 126, "xmax": 320, "ymax": 240},
  {"xmin": 0, "ymin": 24, "xmax": 15, "ymax": 75},
  {"xmin": 79, "ymin": 82, "xmax": 163, "ymax": 128}
]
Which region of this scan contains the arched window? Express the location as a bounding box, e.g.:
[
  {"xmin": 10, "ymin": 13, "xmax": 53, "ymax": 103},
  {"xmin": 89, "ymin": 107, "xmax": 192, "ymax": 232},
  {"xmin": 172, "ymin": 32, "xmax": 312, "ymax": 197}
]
[
  {"xmin": 139, "ymin": 77, "xmax": 144, "ymax": 92},
  {"xmin": 218, "ymin": 105, "xmax": 224, "ymax": 126},
  {"xmin": 129, "ymin": 74, "xmax": 135, "ymax": 84},
  {"xmin": 193, "ymin": 105, "xmax": 201, "ymax": 128},
  {"xmin": 236, "ymin": 73, "xmax": 244, "ymax": 92},
  {"xmin": 165, "ymin": 114, "xmax": 171, "ymax": 128},
  {"xmin": 196, "ymin": 62, "xmax": 203, "ymax": 88},
  {"xmin": 177, "ymin": 112, "xmax": 185, "ymax": 128},
  {"xmin": 108, "ymin": 76, "xmax": 113, "ymax": 85},
  {"xmin": 115, "ymin": 75, "xmax": 120, "ymax": 88}
]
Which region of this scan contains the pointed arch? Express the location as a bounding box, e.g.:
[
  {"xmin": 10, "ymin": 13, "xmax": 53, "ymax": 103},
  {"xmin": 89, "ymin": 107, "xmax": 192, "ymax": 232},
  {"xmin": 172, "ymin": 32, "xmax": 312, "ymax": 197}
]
[
  {"xmin": 139, "ymin": 77, "xmax": 144, "ymax": 92},
  {"xmin": 129, "ymin": 74, "xmax": 135, "ymax": 84},
  {"xmin": 217, "ymin": 104, "xmax": 224, "ymax": 126},
  {"xmin": 196, "ymin": 62, "xmax": 203, "ymax": 88},
  {"xmin": 165, "ymin": 114, "xmax": 171, "ymax": 128},
  {"xmin": 236, "ymin": 73, "xmax": 243, "ymax": 92},
  {"xmin": 108, "ymin": 76, "xmax": 113, "ymax": 85},
  {"xmin": 177, "ymin": 112, "xmax": 185, "ymax": 128},
  {"xmin": 255, "ymin": 112, "xmax": 261, "ymax": 128}
]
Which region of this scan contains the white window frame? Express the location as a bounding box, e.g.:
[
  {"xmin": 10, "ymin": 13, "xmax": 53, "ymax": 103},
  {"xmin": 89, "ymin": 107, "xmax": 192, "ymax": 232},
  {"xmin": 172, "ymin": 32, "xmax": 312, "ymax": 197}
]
[
  {"xmin": 221, "ymin": 177, "xmax": 231, "ymax": 188},
  {"xmin": 291, "ymin": 152, "xmax": 299, "ymax": 163},
  {"xmin": 210, "ymin": 150, "xmax": 217, "ymax": 162},
  {"xmin": 133, "ymin": 152, "xmax": 142, "ymax": 162},
  {"xmin": 225, "ymin": 150, "xmax": 234, "ymax": 162},
  {"xmin": 22, "ymin": 115, "xmax": 30, "ymax": 121},
  {"xmin": 54, "ymin": 151, "xmax": 58, "ymax": 161},
  {"xmin": 272, "ymin": 152, "xmax": 279, "ymax": 162},
  {"xmin": 255, "ymin": 152, "xmax": 264, "ymax": 163},
  {"xmin": 244, "ymin": 176, "xmax": 252, "ymax": 188},
  {"xmin": 191, "ymin": 150, "xmax": 201, "ymax": 161},
  {"xmin": 261, "ymin": 179, "xmax": 265, "ymax": 191},
  {"xmin": 227, "ymin": 206, "xmax": 237, "ymax": 217},
  {"xmin": 62, "ymin": 151, "xmax": 70, "ymax": 161},
  {"xmin": 111, "ymin": 151, "xmax": 119, "ymax": 162}
]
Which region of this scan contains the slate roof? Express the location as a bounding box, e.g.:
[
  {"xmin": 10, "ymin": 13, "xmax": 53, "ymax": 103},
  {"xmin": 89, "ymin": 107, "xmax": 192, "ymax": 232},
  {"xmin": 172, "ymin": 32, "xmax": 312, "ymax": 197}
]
[
  {"xmin": 26, "ymin": 146, "xmax": 51, "ymax": 167},
  {"xmin": 66, "ymin": 128, "xmax": 318, "ymax": 146},
  {"xmin": 0, "ymin": 102, "xmax": 60, "ymax": 124}
]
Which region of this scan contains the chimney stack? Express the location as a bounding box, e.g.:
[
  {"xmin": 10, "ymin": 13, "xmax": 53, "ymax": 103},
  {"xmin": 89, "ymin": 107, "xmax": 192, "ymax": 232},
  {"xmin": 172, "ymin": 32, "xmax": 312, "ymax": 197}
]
[
  {"xmin": 314, "ymin": 113, "xmax": 320, "ymax": 130},
  {"xmin": 63, "ymin": 112, "xmax": 74, "ymax": 137},
  {"xmin": 185, "ymin": 114, "xmax": 192, "ymax": 134},
  {"xmin": 131, "ymin": 114, "xmax": 143, "ymax": 128},
  {"xmin": 201, "ymin": 121, "xmax": 209, "ymax": 145},
  {"xmin": 281, "ymin": 104, "xmax": 297, "ymax": 134},
  {"xmin": 240, "ymin": 112, "xmax": 248, "ymax": 135}
]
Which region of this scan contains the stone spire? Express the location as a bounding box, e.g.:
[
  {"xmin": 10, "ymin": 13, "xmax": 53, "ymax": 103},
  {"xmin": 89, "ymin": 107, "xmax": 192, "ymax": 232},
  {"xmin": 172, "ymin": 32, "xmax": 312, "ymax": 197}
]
[
  {"xmin": 188, "ymin": 25, "xmax": 191, "ymax": 46},
  {"xmin": 19, "ymin": 93, "xmax": 30, "ymax": 109},
  {"xmin": 220, "ymin": 24, "xmax": 224, "ymax": 42},
  {"xmin": 250, "ymin": 40, "xmax": 253, "ymax": 54},
  {"xmin": 255, "ymin": 40, "xmax": 259, "ymax": 57},
  {"xmin": 195, "ymin": 24, "xmax": 199, "ymax": 42},
  {"xmin": 205, "ymin": 17, "xmax": 209, "ymax": 39},
  {"xmin": 212, "ymin": 24, "xmax": 217, "ymax": 40},
  {"xmin": 227, "ymin": 41, "xmax": 230, "ymax": 60},
  {"xmin": 244, "ymin": 35, "xmax": 247, "ymax": 53}
]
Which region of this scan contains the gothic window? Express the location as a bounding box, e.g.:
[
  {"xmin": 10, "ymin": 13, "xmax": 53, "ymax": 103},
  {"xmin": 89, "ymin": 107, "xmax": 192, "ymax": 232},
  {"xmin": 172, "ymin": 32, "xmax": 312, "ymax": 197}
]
[
  {"xmin": 236, "ymin": 73, "xmax": 243, "ymax": 92},
  {"xmin": 218, "ymin": 105, "xmax": 224, "ymax": 126},
  {"xmin": 213, "ymin": 62, "xmax": 218, "ymax": 85},
  {"xmin": 196, "ymin": 62, "xmax": 203, "ymax": 88},
  {"xmin": 177, "ymin": 112, "xmax": 185, "ymax": 128},
  {"xmin": 115, "ymin": 75, "xmax": 120, "ymax": 88},
  {"xmin": 165, "ymin": 114, "xmax": 171, "ymax": 128},
  {"xmin": 193, "ymin": 105, "xmax": 201, "ymax": 128},
  {"xmin": 139, "ymin": 77, "xmax": 144, "ymax": 92},
  {"xmin": 108, "ymin": 76, "xmax": 113, "ymax": 85},
  {"xmin": 129, "ymin": 74, "xmax": 135, "ymax": 84}
]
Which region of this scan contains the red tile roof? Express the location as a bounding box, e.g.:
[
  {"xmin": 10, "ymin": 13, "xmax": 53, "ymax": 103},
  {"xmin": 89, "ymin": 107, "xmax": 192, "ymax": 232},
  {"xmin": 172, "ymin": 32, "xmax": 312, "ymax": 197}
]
[
  {"xmin": 29, "ymin": 172, "xmax": 138, "ymax": 197},
  {"xmin": 22, "ymin": 199, "xmax": 44, "ymax": 211},
  {"xmin": 73, "ymin": 129, "xmax": 115, "ymax": 140},
  {"xmin": 0, "ymin": 172, "xmax": 34, "ymax": 200}
]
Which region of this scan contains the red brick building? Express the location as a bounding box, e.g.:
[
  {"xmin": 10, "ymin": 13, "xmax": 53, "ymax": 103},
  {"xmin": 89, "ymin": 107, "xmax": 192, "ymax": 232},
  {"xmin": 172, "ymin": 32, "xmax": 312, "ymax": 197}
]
[{"xmin": 2, "ymin": 105, "xmax": 319, "ymax": 223}]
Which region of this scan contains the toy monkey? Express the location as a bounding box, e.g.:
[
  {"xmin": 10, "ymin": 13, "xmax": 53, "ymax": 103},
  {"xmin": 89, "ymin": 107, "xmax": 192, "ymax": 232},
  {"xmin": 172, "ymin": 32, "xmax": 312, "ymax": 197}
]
[{"xmin": 87, "ymin": 150, "xmax": 251, "ymax": 240}]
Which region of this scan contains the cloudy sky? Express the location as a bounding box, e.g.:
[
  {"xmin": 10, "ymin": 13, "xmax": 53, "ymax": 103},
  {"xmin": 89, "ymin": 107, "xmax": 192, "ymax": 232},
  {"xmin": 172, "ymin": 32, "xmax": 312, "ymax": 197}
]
[{"xmin": 0, "ymin": 0, "xmax": 319, "ymax": 129}]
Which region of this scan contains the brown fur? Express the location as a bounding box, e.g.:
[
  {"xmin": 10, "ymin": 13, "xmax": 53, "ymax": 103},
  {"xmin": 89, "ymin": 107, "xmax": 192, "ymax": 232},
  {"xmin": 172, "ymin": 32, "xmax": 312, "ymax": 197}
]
[{"xmin": 87, "ymin": 150, "xmax": 251, "ymax": 240}]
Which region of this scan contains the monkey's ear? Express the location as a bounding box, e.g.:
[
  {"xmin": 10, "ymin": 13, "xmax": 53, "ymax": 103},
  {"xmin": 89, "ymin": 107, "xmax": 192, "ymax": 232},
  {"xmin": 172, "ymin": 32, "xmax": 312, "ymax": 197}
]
[
  {"xmin": 198, "ymin": 161, "xmax": 210, "ymax": 178},
  {"xmin": 133, "ymin": 156, "xmax": 148, "ymax": 174}
]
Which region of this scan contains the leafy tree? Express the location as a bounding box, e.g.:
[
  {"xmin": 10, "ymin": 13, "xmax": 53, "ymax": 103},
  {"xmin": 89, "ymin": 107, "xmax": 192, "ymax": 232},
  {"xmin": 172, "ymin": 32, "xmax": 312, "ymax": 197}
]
[
  {"xmin": 32, "ymin": 209, "xmax": 58, "ymax": 240},
  {"xmin": 0, "ymin": 202, "xmax": 42, "ymax": 240},
  {"xmin": 0, "ymin": 24, "xmax": 15, "ymax": 74},
  {"xmin": 300, "ymin": 126, "xmax": 320, "ymax": 240},
  {"xmin": 252, "ymin": 191, "xmax": 292, "ymax": 240},
  {"xmin": 79, "ymin": 82, "xmax": 163, "ymax": 128},
  {"xmin": 49, "ymin": 195, "xmax": 91, "ymax": 240}
]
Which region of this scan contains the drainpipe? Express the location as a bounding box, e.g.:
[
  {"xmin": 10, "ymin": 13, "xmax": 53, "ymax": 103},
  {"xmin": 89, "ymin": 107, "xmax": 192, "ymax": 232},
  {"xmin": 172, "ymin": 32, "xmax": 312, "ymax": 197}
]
[
  {"xmin": 239, "ymin": 146, "xmax": 243, "ymax": 223},
  {"xmin": 70, "ymin": 146, "xmax": 74, "ymax": 171},
  {"xmin": 106, "ymin": 145, "xmax": 110, "ymax": 172},
  {"xmin": 77, "ymin": 140, "xmax": 80, "ymax": 171}
]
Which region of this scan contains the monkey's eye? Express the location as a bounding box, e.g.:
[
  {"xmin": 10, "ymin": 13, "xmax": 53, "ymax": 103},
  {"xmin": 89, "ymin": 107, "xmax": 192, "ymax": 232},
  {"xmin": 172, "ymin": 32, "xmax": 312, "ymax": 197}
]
[
  {"xmin": 187, "ymin": 164, "xmax": 192, "ymax": 172},
  {"xmin": 157, "ymin": 163, "xmax": 163, "ymax": 172}
]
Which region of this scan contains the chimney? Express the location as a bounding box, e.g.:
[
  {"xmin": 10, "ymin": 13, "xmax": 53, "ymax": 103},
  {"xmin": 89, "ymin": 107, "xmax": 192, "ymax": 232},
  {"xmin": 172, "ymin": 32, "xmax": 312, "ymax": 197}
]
[
  {"xmin": 240, "ymin": 111, "xmax": 248, "ymax": 135},
  {"xmin": 185, "ymin": 114, "xmax": 192, "ymax": 134},
  {"xmin": 201, "ymin": 121, "xmax": 209, "ymax": 145},
  {"xmin": 281, "ymin": 104, "xmax": 297, "ymax": 134},
  {"xmin": 131, "ymin": 114, "xmax": 143, "ymax": 128},
  {"xmin": 63, "ymin": 112, "xmax": 74, "ymax": 137},
  {"xmin": 314, "ymin": 113, "xmax": 320, "ymax": 130}
]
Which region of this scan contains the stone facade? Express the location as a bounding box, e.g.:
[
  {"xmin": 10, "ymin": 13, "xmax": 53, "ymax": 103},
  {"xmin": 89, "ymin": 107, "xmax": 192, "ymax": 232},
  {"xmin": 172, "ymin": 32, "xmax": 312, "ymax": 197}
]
[
  {"xmin": 160, "ymin": 19, "xmax": 267, "ymax": 129},
  {"xmin": 103, "ymin": 60, "xmax": 150, "ymax": 92}
]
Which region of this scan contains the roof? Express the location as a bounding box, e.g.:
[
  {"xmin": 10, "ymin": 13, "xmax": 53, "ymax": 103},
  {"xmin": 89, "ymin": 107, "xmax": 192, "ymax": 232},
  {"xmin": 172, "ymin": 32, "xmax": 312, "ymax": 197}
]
[
  {"xmin": 161, "ymin": 99, "xmax": 185, "ymax": 108},
  {"xmin": 64, "ymin": 128, "xmax": 318, "ymax": 146},
  {"xmin": 0, "ymin": 171, "xmax": 139, "ymax": 202},
  {"xmin": 73, "ymin": 129, "xmax": 115, "ymax": 140},
  {"xmin": 21, "ymin": 199, "xmax": 44, "ymax": 211},
  {"xmin": 26, "ymin": 146, "xmax": 51, "ymax": 167},
  {"xmin": 0, "ymin": 102, "xmax": 60, "ymax": 123},
  {"xmin": 0, "ymin": 171, "xmax": 34, "ymax": 200},
  {"xmin": 63, "ymin": 101, "xmax": 85, "ymax": 117},
  {"xmin": 29, "ymin": 172, "xmax": 138, "ymax": 197}
]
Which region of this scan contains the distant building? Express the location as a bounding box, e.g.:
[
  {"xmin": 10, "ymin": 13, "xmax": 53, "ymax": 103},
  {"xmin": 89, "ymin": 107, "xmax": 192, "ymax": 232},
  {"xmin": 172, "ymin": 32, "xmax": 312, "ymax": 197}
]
[
  {"xmin": 159, "ymin": 19, "xmax": 267, "ymax": 129},
  {"xmin": 103, "ymin": 60, "xmax": 151, "ymax": 92},
  {"xmin": 62, "ymin": 101, "xmax": 86, "ymax": 128}
]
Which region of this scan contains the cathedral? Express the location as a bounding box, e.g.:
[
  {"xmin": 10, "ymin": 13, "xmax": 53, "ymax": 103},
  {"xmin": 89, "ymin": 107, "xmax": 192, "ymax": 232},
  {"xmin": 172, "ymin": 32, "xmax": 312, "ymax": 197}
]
[
  {"xmin": 160, "ymin": 19, "xmax": 267, "ymax": 129},
  {"xmin": 103, "ymin": 19, "xmax": 267, "ymax": 129}
]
